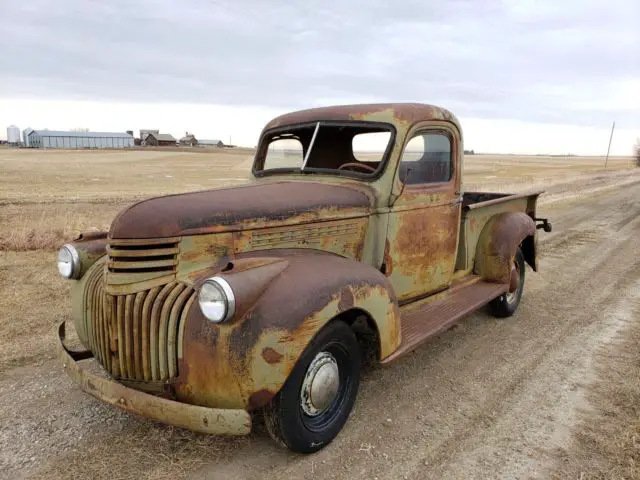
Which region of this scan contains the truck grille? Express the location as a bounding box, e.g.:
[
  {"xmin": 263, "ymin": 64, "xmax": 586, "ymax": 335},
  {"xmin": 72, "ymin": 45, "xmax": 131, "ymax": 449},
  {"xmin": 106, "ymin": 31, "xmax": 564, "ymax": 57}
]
[{"xmin": 84, "ymin": 266, "xmax": 195, "ymax": 381}]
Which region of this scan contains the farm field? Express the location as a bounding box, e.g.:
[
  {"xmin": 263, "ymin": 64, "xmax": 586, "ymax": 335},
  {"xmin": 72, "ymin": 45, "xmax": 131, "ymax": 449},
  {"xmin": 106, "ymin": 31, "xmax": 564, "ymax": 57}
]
[{"xmin": 0, "ymin": 148, "xmax": 639, "ymax": 479}]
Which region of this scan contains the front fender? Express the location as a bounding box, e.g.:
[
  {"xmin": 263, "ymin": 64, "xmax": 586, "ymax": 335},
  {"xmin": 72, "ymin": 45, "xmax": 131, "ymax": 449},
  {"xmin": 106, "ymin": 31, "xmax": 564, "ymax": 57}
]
[
  {"xmin": 175, "ymin": 250, "xmax": 400, "ymax": 411},
  {"xmin": 67, "ymin": 232, "xmax": 108, "ymax": 346},
  {"xmin": 474, "ymin": 212, "xmax": 536, "ymax": 283},
  {"xmin": 69, "ymin": 231, "xmax": 109, "ymax": 277}
]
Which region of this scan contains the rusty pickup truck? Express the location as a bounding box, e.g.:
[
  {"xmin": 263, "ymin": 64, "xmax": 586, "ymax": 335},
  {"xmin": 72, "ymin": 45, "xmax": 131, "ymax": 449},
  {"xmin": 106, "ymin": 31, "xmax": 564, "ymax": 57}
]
[{"xmin": 56, "ymin": 103, "xmax": 552, "ymax": 453}]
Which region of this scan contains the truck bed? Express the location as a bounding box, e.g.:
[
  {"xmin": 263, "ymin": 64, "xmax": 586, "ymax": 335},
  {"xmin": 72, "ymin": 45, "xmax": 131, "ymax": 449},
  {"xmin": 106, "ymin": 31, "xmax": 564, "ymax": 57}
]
[
  {"xmin": 462, "ymin": 191, "xmax": 511, "ymax": 209},
  {"xmin": 455, "ymin": 190, "xmax": 544, "ymax": 273}
]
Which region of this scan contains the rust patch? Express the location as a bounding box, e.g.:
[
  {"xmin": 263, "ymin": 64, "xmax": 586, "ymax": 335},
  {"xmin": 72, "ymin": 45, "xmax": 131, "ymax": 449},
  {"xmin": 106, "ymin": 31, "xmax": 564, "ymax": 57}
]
[
  {"xmin": 109, "ymin": 181, "xmax": 372, "ymax": 239},
  {"xmin": 338, "ymin": 286, "xmax": 355, "ymax": 311},
  {"xmin": 386, "ymin": 196, "xmax": 460, "ymax": 301},
  {"xmin": 74, "ymin": 231, "xmax": 108, "ymax": 242},
  {"xmin": 264, "ymin": 103, "xmax": 459, "ymax": 131},
  {"xmin": 383, "ymin": 238, "xmax": 393, "ymax": 276},
  {"xmin": 247, "ymin": 389, "xmax": 275, "ymax": 411},
  {"xmin": 262, "ymin": 347, "xmax": 283, "ymax": 364},
  {"xmin": 474, "ymin": 212, "xmax": 536, "ymax": 283}
]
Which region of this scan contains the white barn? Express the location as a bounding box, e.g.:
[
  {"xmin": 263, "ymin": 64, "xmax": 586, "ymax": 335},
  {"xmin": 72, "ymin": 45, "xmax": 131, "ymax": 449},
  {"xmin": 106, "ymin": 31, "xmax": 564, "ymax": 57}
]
[{"xmin": 28, "ymin": 130, "xmax": 134, "ymax": 149}]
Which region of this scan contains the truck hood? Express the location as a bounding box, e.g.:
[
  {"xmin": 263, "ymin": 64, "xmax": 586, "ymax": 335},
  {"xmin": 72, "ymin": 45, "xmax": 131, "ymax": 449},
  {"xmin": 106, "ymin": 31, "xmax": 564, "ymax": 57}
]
[{"xmin": 109, "ymin": 181, "xmax": 373, "ymax": 239}]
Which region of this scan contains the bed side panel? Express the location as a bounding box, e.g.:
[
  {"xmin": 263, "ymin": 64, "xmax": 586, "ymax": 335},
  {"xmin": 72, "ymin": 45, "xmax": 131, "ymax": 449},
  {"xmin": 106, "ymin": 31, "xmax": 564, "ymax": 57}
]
[{"xmin": 459, "ymin": 196, "xmax": 530, "ymax": 275}]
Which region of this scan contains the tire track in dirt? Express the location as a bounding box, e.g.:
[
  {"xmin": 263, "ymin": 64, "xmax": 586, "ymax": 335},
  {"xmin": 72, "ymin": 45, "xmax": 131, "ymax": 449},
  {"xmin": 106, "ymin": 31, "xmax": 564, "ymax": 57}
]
[{"xmin": 408, "ymin": 209, "xmax": 640, "ymax": 479}]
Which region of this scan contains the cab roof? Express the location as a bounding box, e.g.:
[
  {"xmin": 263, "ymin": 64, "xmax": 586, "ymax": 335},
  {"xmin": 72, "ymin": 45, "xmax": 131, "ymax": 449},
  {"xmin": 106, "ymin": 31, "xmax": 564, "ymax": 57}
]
[{"xmin": 263, "ymin": 103, "xmax": 461, "ymax": 132}]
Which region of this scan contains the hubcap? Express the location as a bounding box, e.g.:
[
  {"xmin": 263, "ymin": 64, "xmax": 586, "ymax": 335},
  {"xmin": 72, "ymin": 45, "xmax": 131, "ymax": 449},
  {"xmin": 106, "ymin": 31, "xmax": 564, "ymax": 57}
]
[{"xmin": 300, "ymin": 352, "xmax": 340, "ymax": 416}]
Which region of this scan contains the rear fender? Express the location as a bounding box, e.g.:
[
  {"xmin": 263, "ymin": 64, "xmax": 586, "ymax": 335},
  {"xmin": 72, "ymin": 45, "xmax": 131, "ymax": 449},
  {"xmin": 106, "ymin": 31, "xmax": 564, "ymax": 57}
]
[
  {"xmin": 176, "ymin": 250, "xmax": 401, "ymax": 411},
  {"xmin": 474, "ymin": 212, "xmax": 536, "ymax": 283}
]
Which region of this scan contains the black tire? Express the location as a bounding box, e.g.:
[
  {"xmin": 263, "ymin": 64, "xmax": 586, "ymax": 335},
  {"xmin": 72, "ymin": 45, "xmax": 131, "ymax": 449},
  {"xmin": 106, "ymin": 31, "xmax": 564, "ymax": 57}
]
[
  {"xmin": 488, "ymin": 247, "xmax": 525, "ymax": 318},
  {"xmin": 263, "ymin": 320, "xmax": 361, "ymax": 453}
]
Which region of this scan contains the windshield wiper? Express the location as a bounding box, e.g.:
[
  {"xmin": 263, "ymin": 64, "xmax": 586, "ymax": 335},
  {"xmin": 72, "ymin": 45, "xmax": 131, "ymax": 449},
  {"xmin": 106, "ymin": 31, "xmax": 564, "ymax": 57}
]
[{"xmin": 300, "ymin": 122, "xmax": 320, "ymax": 173}]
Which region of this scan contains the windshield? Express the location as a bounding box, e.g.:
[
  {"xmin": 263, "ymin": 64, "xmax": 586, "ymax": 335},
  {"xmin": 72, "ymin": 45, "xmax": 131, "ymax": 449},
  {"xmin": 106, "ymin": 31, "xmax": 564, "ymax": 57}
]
[{"xmin": 253, "ymin": 122, "xmax": 394, "ymax": 178}]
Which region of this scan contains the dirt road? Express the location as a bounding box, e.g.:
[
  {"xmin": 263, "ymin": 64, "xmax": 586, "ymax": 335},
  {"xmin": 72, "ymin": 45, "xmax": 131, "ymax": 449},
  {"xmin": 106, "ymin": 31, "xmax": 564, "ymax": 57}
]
[{"xmin": 1, "ymin": 171, "xmax": 639, "ymax": 480}]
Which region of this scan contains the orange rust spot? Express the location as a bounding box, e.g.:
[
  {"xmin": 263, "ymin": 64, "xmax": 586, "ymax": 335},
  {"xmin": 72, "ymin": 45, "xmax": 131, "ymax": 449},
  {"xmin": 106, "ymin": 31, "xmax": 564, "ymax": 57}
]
[
  {"xmin": 262, "ymin": 347, "xmax": 284, "ymax": 364},
  {"xmin": 383, "ymin": 238, "xmax": 393, "ymax": 276}
]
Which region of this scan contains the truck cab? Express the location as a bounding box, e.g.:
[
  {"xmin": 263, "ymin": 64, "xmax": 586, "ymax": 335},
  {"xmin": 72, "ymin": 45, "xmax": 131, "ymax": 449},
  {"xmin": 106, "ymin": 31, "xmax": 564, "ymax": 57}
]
[{"xmin": 56, "ymin": 103, "xmax": 551, "ymax": 454}]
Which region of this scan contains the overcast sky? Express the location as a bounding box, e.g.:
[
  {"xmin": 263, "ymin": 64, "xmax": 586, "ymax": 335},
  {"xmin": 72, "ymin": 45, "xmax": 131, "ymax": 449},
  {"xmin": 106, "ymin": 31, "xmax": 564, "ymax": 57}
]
[{"xmin": 1, "ymin": 0, "xmax": 638, "ymax": 154}]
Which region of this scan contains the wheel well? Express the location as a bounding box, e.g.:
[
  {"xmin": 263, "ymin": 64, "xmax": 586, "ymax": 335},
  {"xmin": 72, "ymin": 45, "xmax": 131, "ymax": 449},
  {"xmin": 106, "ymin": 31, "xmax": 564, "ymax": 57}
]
[
  {"xmin": 336, "ymin": 308, "xmax": 380, "ymax": 366},
  {"xmin": 521, "ymin": 234, "xmax": 536, "ymax": 271}
]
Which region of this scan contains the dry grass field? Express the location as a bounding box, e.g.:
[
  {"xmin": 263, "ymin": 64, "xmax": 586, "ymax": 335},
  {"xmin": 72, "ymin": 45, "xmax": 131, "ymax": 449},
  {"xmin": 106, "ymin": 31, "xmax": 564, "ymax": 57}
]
[{"xmin": 0, "ymin": 147, "xmax": 638, "ymax": 479}]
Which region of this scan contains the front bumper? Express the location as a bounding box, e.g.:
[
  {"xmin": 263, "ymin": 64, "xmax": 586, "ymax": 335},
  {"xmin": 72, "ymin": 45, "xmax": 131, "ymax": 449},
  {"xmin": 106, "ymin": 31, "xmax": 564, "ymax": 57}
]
[{"xmin": 57, "ymin": 322, "xmax": 252, "ymax": 435}]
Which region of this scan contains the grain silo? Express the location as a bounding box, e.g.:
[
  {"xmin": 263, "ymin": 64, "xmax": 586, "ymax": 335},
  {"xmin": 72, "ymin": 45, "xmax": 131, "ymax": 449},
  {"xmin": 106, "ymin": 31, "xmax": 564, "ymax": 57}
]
[
  {"xmin": 7, "ymin": 125, "xmax": 20, "ymax": 145},
  {"xmin": 22, "ymin": 127, "xmax": 34, "ymax": 147}
]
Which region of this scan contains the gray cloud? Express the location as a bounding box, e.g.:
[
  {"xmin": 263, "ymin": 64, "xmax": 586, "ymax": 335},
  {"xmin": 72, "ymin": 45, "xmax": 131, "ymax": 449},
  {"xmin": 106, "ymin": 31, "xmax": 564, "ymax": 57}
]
[{"xmin": 2, "ymin": 0, "xmax": 639, "ymax": 127}]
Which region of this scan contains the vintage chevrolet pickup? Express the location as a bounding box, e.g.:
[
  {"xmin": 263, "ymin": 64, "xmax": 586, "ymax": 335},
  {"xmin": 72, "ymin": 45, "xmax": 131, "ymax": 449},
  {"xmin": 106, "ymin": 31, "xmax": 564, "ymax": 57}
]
[{"xmin": 56, "ymin": 103, "xmax": 552, "ymax": 453}]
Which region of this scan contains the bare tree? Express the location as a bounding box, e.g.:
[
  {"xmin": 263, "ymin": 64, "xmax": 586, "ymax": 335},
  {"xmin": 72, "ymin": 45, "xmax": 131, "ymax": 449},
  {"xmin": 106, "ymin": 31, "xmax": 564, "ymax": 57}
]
[{"xmin": 635, "ymin": 138, "xmax": 640, "ymax": 167}]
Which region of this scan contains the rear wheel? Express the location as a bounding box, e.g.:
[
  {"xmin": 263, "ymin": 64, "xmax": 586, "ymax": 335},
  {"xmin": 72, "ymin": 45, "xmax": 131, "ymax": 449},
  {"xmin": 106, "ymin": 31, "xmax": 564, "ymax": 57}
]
[
  {"xmin": 488, "ymin": 247, "xmax": 525, "ymax": 318},
  {"xmin": 263, "ymin": 321, "xmax": 361, "ymax": 453}
]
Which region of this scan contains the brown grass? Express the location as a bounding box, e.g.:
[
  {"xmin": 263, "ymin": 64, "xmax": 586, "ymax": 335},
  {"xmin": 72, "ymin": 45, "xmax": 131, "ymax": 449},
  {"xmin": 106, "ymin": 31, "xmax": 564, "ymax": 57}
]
[
  {"xmin": 0, "ymin": 250, "xmax": 70, "ymax": 370},
  {"xmin": 0, "ymin": 204, "xmax": 119, "ymax": 251}
]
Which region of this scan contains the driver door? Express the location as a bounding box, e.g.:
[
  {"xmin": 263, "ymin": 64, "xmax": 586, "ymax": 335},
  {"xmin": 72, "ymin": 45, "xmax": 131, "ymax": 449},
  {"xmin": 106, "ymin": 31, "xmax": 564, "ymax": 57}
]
[{"xmin": 384, "ymin": 126, "xmax": 462, "ymax": 303}]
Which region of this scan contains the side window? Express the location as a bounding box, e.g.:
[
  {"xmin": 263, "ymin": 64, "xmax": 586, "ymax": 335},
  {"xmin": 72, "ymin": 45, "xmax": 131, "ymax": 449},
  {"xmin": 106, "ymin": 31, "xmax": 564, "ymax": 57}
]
[
  {"xmin": 263, "ymin": 137, "xmax": 304, "ymax": 169},
  {"xmin": 399, "ymin": 132, "xmax": 452, "ymax": 184}
]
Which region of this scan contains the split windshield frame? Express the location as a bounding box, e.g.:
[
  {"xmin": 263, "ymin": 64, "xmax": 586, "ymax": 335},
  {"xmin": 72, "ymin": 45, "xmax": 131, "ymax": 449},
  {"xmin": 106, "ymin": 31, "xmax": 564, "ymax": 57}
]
[{"xmin": 252, "ymin": 120, "xmax": 397, "ymax": 181}]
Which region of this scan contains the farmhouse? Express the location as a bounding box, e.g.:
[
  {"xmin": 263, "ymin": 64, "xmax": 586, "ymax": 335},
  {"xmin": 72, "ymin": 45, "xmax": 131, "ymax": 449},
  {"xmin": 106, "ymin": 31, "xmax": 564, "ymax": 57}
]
[
  {"xmin": 179, "ymin": 133, "xmax": 198, "ymax": 147},
  {"xmin": 139, "ymin": 129, "xmax": 158, "ymax": 145},
  {"xmin": 27, "ymin": 130, "xmax": 134, "ymax": 149},
  {"xmin": 145, "ymin": 132, "xmax": 177, "ymax": 146}
]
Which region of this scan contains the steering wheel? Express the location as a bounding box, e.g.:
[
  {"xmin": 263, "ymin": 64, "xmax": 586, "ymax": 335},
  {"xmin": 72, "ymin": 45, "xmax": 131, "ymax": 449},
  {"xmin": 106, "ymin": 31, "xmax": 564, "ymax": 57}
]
[{"xmin": 337, "ymin": 162, "xmax": 377, "ymax": 174}]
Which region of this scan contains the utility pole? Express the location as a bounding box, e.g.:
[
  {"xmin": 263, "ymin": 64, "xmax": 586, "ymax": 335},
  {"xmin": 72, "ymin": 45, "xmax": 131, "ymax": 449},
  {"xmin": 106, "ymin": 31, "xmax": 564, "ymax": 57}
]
[{"xmin": 605, "ymin": 121, "xmax": 615, "ymax": 168}]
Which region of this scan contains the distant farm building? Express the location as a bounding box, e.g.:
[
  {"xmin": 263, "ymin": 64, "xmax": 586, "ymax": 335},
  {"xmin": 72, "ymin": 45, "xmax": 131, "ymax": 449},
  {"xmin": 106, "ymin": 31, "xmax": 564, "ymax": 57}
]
[
  {"xmin": 199, "ymin": 139, "xmax": 225, "ymax": 148},
  {"xmin": 179, "ymin": 133, "xmax": 198, "ymax": 147},
  {"xmin": 145, "ymin": 132, "xmax": 177, "ymax": 146},
  {"xmin": 28, "ymin": 130, "xmax": 134, "ymax": 149},
  {"xmin": 139, "ymin": 129, "xmax": 159, "ymax": 145}
]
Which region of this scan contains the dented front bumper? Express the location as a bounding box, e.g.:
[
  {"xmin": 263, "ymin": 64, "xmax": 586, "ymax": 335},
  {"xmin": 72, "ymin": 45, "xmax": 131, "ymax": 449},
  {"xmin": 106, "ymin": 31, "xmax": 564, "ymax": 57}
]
[{"xmin": 57, "ymin": 322, "xmax": 252, "ymax": 436}]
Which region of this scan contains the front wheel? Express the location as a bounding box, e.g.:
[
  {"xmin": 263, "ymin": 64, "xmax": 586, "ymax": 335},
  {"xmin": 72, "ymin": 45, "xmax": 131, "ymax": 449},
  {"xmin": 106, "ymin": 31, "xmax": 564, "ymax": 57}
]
[
  {"xmin": 488, "ymin": 247, "xmax": 525, "ymax": 318},
  {"xmin": 263, "ymin": 320, "xmax": 361, "ymax": 453}
]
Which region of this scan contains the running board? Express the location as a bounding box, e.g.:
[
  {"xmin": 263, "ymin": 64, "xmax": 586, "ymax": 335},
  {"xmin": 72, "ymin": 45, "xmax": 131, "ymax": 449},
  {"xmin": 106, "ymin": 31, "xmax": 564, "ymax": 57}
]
[{"xmin": 381, "ymin": 280, "xmax": 509, "ymax": 364}]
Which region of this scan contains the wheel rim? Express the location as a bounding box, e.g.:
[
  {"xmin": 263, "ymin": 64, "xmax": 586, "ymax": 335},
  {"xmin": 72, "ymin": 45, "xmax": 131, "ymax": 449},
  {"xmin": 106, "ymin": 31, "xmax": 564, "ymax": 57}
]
[{"xmin": 299, "ymin": 344, "xmax": 351, "ymax": 432}]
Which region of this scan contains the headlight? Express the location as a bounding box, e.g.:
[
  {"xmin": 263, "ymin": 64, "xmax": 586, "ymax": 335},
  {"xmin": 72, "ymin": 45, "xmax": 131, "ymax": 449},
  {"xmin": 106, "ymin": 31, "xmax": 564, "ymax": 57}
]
[
  {"xmin": 198, "ymin": 277, "xmax": 235, "ymax": 323},
  {"xmin": 57, "ymin": 244, "xmax": 81, "ymax": 279}
]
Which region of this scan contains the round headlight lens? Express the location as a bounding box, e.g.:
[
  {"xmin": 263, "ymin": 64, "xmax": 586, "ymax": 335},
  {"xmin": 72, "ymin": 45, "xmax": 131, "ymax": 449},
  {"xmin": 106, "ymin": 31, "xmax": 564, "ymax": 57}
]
[
  {"xmin": 198, "ymin": 278, "xmax": 235, "ymax": 323},
  {"xmin": 57, "ymin": 245, "xmax": 80, "ymax": 279}
]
